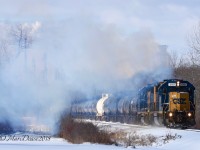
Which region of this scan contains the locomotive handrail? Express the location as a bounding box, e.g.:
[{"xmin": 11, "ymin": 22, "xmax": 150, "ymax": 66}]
[
  {"xmin": 190, "ymin": 101, "xmax": 196, "ymax": 110},
  {"xmin": 163, "ymin": 103, "xmax": 169, "ymax": 112}
]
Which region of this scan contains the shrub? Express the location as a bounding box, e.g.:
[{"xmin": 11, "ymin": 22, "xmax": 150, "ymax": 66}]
[
  {"xmin": 162, "ymin": 130, "xmax": 182, "ymax": 144},
  {"xmin": 58, "ymin": 114, "xmax": 115, "ymax": 144},
  {"xmin": 58, "ymin": 115, "xmax": 181, "ymax": 147},
  {"xmin": 112, "ymin": 130, "xmax": 157, "ymax": 147},
  {"xmin": 0, "ymin": 121, "xmax": 13, "ymax": 134}
]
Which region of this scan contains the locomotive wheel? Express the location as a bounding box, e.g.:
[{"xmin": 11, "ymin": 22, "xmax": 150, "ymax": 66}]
[
  {"xmin": 139, "ymin": 114, "xmax": 148, "ymax": 125},
  {"xmin": 153, "ymin": 113, "xmax": 163, "ymax": 126}
]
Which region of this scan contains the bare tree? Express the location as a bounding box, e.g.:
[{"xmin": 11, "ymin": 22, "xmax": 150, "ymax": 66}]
[
  {"xmin": 188, "ymin": 22, "xmax": 200, "ymax": 65},
  {"xmin": 182, "ymin": 22, "xmax": 200, "ymax": 128},
  {"xmin": 12, "ymin": 24, "xmax": 33, "ymax": 49},
  {"xmin": 0, "ymin": 40, "xmax": 9, "ymax": 67},
  {"xmin": 0, "ymin": 24, "xmax": 13, "ymax": 68},
  {"xmin": 11, "ymin": 23, "xmax": 36, "ymax": 69},
  {"xmin": 168, "ymin": 50, "xmax": 178, "ymax": 68},
  {"xmin": 168, "ymin": 23, "xmax": 200, "ymax": 128},
  {"xmin": 168, "ymin": 51, "xmax": 188, "ymax": 68}
]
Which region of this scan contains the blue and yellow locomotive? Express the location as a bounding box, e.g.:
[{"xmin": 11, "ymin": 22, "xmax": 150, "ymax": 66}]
[{"xmin": 138, "ymin": 79, "xmax": 195, "ymax": 128}]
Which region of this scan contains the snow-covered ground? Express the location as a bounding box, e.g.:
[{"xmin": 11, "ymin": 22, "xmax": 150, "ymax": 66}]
[
  {"xmin": 0, "ymin": 121, "xmax": 200, "ymax": 150},
  {"xmin": 0, "ymin": 133, "xmax": 125, "ymax": 150},
  {"xmin": 88, "ymin": 120, "xmax": 200, "ymax": 149}
]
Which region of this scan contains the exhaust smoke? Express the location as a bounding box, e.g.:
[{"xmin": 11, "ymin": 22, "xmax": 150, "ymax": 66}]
[{"xmin": 0, "ymin": 20, "xmax": 172, "ymax": 133}]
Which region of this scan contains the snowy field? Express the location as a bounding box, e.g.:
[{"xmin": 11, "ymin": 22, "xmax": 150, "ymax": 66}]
[
  {"xmin": 91, "ymin": 120, "xmax": 200, "ymax": 149},
  {"xmin": 0, "ymin": 133, "xmax": 125, "ymax": 150},
  {"xmin": 0, "ymin": 121, "xmax": 200, "ymax": 150}
]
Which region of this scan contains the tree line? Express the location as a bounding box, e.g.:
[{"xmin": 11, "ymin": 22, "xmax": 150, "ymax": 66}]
[{"xmin": 169, "ymin": 23, "xmax": 200, "ymax": 128}]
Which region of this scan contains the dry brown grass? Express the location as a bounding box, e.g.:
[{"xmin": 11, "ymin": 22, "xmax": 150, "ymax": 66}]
[
  {"xmin": 58, "ymin": 114, "xmax": 181, "ymax": 147},
  {"xmin": 162, "ymin": 130, "xmax": 182, "ymax": 144},
  {"xmin": 112, "ymin": 130, "xmax": 157, "ymax": 147},
  {"xmin": 58, "ymin": 114, "xmax": 115, "ymax": 144}
]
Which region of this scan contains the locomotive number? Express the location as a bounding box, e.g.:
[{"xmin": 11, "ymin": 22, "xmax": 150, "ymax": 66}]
[{"xmin": 173, "ymin": 98, "xmax": 186, "ymax": 104}]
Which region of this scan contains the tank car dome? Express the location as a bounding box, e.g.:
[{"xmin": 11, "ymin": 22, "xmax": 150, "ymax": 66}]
[{"xmin": 96, "ymin": 94, "xmax": 109, "ymax": 116}]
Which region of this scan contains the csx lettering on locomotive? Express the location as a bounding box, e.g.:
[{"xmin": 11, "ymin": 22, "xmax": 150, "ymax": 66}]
[{"xmin": 173, "ymin": 98, "xmax": 186, "ymax": 104}]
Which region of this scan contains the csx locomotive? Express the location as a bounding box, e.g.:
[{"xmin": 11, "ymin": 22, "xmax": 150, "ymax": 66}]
[
  {"xmin": 138, "ymin": 79, "xmax": 195, "ymax": 127},
  {"xmin": 71, "ymin": 79, "xmax": 196, "ymax": 128}
]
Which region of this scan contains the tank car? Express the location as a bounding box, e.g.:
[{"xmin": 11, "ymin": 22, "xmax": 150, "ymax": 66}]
[
  {"xmin": 96, "ymin": 94, "xmax": 110, "ymax": 118},
  {"xmin": 96, "ymin": 94, "xmax": 119, "ymax": 121},
  {"xmin": 117, "ymin": 97, "xmax": 132, "ymax": 123},
  {"xmin": 71, "ymin": 100, "xmax": 97, "ymax": 119},
  {"xmin": 103, "ymin": 95, "xmax": 118, "ymax": 121}
]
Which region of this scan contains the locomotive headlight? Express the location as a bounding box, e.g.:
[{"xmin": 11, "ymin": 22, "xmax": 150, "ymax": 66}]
[
  {"xmin": 177, "ymin": 81, "xmax": 180, "ymax": 86},
  {"xmin": 169, "ymin": 112, "xmax": 173, "ymax": 117},
  {"xmin": 188, "ymin": 112, "xmax": 192, "ymax": 117}
]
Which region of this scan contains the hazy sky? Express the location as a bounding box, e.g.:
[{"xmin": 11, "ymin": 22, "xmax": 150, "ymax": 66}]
[
  {"xmin": 0, "ymin": 0, "xmax": 199, "ymax": 54},
  {"xmin": 1, "ymin": 0, "xmax": 195, "ymax": 130}
]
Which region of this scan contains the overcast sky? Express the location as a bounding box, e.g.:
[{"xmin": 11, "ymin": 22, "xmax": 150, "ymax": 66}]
[{"xmin": 0, "ymin": 0, "xmax": 199, "ymax": 54}]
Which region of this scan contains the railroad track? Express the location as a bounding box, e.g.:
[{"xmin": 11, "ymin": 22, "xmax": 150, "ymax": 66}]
[
  {"xmin": 84, "ymin": 119, "xmax": 200, "ymax": 133},
  {"xmin": 92, "ymin": 120, "xmax": 150, "ymax": 128},
  {"xmin": 183, "ymin": 129, "xmax": 200, "ymax": 132},
  {"xmin": 84, "ymin": 119, "xmax": 163, "ymax": 131}
]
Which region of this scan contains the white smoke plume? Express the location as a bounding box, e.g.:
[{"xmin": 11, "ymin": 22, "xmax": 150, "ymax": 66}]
[{"xmin": 0, "ymin": 19, "xmax": 172, "ymax": 133}]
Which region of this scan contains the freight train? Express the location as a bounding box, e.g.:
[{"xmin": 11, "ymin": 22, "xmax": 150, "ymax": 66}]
[{"xmin": 71, "ymin": 79, "xmax": 196, "ymax": 128}]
